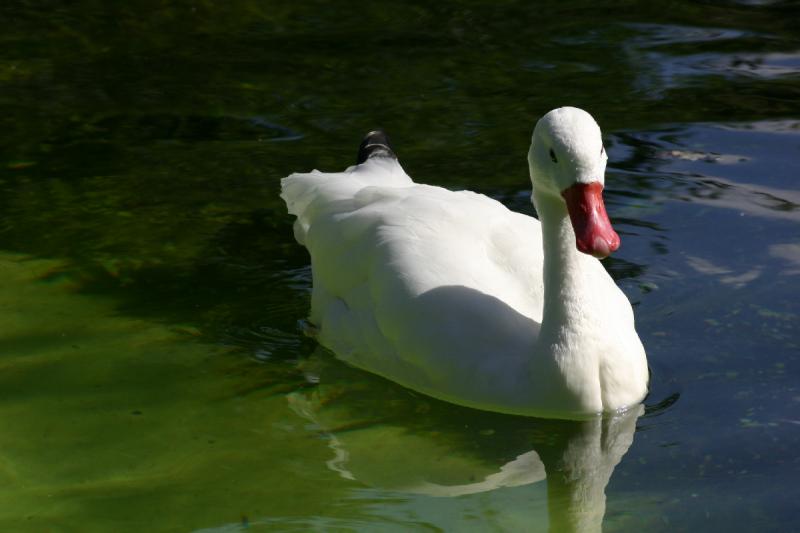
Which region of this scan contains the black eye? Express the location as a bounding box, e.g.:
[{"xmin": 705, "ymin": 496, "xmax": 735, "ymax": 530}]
[{"xmin": 549, "ymin": 148, "xmax": 558, "ymax": 163}]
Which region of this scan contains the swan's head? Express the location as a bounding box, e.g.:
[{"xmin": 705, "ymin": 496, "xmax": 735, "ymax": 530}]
[{"xmin": 528, "ymin": 106, "xmax": 620, "ymax": 259}]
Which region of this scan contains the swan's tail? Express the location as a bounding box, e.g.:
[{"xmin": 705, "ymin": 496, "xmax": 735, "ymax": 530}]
[
  {"xmin": 281, "ymin": 130, "xmax": 412, "ymax": 245},
  {"xmin": 356, "ymin": 130, "xmax": 396, "ymax": 164}
]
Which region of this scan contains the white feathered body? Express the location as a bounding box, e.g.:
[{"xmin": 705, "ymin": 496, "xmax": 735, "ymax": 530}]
[{"xmin": 282, "ymin": 156, "xmax": 647, "ymax": 418}]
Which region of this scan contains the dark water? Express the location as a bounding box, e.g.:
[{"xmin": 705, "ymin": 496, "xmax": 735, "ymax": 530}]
[{"xmin": 1, "ymin": 1, "xmax": 799, "ymax": 531}]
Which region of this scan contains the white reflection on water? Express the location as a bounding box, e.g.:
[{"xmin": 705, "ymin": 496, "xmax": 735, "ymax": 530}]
[
  {"xmin": 622, "ymin": 23, "xmax": 799, "ymax": 96},
  {"xmin": 720, "ymin": 120, "xmax": 800, "ymax": 134},
  {"xmin": 646, "ymin": 51, "xmax": 800, "ymax": 90},
  {"xmin": 625, "ymin": 23, "xmax": 752, "ymax": 47},
  {"xmin": 285, "ymin": 364, "xmax": 642, "ymax": 533},
  {"xmin": 686, "ymin": 255, "xmax": 763, "ymax": 288},
  {"xmin": 681, "ymin": 176, "xmax": 800, "ymax": 222},
  {"xmin": 770, "ymin": 243, "xmax": 800, "ymax": 275}
]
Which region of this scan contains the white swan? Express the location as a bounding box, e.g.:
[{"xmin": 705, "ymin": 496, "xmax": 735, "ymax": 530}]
[{"xmin": 281, "ymin": 107, "xmax": 648, "ymax": 418}]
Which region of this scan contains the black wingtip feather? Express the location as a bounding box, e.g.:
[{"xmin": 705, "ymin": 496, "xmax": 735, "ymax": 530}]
[{"xmin": 356, "ymin": 130, "xmax": 396, "ymax": 164}]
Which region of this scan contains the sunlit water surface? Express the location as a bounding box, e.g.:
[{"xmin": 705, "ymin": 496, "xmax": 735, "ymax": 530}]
[{"xmin": 0, "ymin": 2, "xmax": 798, "ymax": 531}]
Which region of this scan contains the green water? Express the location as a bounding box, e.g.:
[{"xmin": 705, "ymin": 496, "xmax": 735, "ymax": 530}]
[{"xmin": 1, "ymin": 1, "xmax": 799, "ymax": 531}]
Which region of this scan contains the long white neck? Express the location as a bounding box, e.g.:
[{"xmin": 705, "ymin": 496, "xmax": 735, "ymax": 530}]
[
  {"xmin": 530, "ymin": 184, "xmax": 607, "ymax": 412},
  {"xmin": 533, "ymin": 187, "xmax": 597, "ymax": 339}
]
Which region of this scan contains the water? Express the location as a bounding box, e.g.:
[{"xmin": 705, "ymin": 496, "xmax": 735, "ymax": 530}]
[{"xmin": 1, "ymin": 1, "xmax": 799, "ymax": 531}]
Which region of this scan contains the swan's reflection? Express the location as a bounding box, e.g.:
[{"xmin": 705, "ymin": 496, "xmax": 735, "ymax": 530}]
[
  {"xmin": 289, "ymin": 350, "xmax": 642, "ymax": 533},
  {"xmin": 539, "ymin": 410, "xmax": 640, "ymax": 533}
]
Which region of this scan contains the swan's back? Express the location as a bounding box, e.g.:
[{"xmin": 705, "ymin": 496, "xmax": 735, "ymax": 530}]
[{"xmin": 281, "ymin": 154, "xmax": 546, "ymax": 410}]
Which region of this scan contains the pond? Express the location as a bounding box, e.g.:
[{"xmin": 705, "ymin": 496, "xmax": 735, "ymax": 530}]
[{"xmin": 0, "ymin": 1, "xmax": 798, "ymax": 531}]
